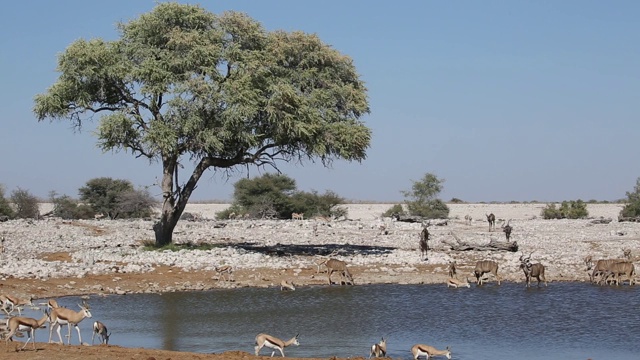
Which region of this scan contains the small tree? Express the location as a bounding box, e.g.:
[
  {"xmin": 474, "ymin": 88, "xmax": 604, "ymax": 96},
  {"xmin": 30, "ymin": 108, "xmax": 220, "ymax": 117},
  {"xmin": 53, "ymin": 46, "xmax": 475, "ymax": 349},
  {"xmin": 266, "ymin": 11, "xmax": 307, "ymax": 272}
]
[
  {"xmin": 233, "ymin": 174, "xmax": 296, "ymax": 218},
  {"xmin": 49, "ymin": 191, "xmax": 83, "ymax": 220},
  {"xmin": 382, "ymin": 204, "xmax": 405, "ymax": 218},
  {"xmin": 10, "ymin": 188, "xmax": 40, "ymax": 219},
  {"xmin": 34, "ymin": 3, "xmax": 370, "ymax": 246},
  {"xmin": 0, "ymin": 184, "xmax": 15, "ymax": 219},
  {"xmin": 116, "ymin": 188, "xmax": 156, "ymax": 218},
  {"xmin": 401, "ymin": 173, "xmax": 450, "ymax": 219},
  {"xmin": 541, "ymin": 200, "xmax": 588, "ymax": 219},
  {"xmin": 620, "ymin": 177, "xmax": 640, "ymax": 218},
  {"xmin": 79, "ymin": 177, "xmax": 135, "ymax": 219}
]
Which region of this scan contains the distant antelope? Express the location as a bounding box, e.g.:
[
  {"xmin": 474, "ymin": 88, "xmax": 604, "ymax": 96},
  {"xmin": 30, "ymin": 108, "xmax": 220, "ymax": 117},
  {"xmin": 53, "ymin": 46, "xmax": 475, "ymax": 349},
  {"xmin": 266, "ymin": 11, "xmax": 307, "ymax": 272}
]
[
  {"xmin": 486, "ymin": 213, "xmax": 496, "ymax": 232},
  {"xmin": 1, "ymin": 294, "xmax": 33, "ymax": 316},
  {"xmin": 214, "ymin": 265, "xmax": 233, "ymax": 282},
  {"xmin": 92, "ymin": 320, "xmax": 111, "ymax": 345},
  {"xmin": 280, "ymin": 280, "xmax": 295, "ymax": 291},
  {"xmin": 501, "ymin": 220, "xmax": 513, "ymax": 241},
  {"xmin": 291, "ymin": 213, "xmax": 304, "ymax": 220},
  {"xmin": 623, "ymin": 248, "xmax": 632, "ymax": 260},
  {"xmin": 411, "ymin": 344, "xmax": 452, "ymax": 360},
  {"xmin": 94, "ymin": 213, "xmax": 105, "ymax": 220},
  {"xmin": 447, "ymin": 261, "xmax": 457, "ymax": 278},
  {"xmin": 419, "ymin": 224, "xmax": 429, "ymax": 260},
  {"xmin": 473, "ymin": 260, "xmax": 501, "ymax": 285},
  {"xmin": 584, "ymin": 255, "xmax": 594, "ymax": 271},
  {"xmin": 446, "ymin": 277, "xmax": 470, "ymax": 288},
  {"xmin": 464, "ymin": 214, "xmax": 472, "ymax": 225},
  {"xmin": 519, "ymin": 252, "xmax": 547, "ymax": 287},
  {"xmin": 255, "ymin": 333, "xmax": 299, "ymax": 357},
  {"xmin": 325, "ymin": 259, "xmax": 354, "ymax": 285},
  {"xmin": 369, "ymin": 337, "xmax": 387, "ymax": 358}
]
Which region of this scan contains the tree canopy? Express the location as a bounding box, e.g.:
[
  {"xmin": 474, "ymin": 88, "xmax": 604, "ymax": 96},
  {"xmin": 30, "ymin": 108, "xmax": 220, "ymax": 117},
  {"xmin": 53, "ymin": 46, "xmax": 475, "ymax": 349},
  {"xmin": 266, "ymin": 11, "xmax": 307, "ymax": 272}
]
[
  {"xmin": 34, "ymin": 3, "xmax": 371, "ymax": 246},
  {"xmin": 401, "ymin": 173, "xmax": 450, "ymax": 219}
]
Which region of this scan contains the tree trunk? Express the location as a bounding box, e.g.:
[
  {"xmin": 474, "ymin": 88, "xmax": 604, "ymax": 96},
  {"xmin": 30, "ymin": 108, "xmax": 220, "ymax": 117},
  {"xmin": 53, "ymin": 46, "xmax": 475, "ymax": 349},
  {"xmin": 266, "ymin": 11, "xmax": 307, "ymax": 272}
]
[{"xmin": 153, "ymin": 215, "xmax": 177, "ymax": 247}]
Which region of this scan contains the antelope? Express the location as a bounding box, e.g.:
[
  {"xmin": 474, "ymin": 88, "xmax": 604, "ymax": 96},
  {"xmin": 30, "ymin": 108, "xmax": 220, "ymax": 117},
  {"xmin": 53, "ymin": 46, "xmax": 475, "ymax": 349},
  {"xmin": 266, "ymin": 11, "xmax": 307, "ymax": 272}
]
[
  {"xmin": 255, "ymin": 333, "xmax": 299, "ymax": 357},
  {"xmin": 228, "ymin": 212, "xmax": 237, "ymax": 220},
  {"xmin": 280, "ymin": 280, "xmax": 295, "ymax": 291},
  {"xmin": 4, "ymin": 311, "xmax": 49, "ymax": 350},
  {"xmin": 369, "ymin": 337, "xmax": 387, "ymax": 358},
  {"xmin": 590, "ymin": 259, "xmax": 626, "ymax": 283},
  {"xmin": 447, "ymin": 261, "xmax": 457, "ymax": 278},
  {"xmin": 291, "ymin": 213, "xmax": 304, "ymax": 220},
  {"xmin": 94, "ymin": 213, "xmax": 105, "ymax": 220},
  {"xmin": 600, "ymin": 262, "xmax": 635, "ymax": 286},
  {"xmin": 473, "ymin": 260, "xmax": 501, "ymax": 285},
  {"xmin": 584, "ymin": 255, "xmax": 594, "ymax": 271},
  {"xmin": 1, "ymin": 294, "xmax": 33, "ymax": 316},
  {"xmin": 464, "ymin": 214, "xmax": 472, "ymax": 225},
  {"xmin": 419, "ymin": 224, "xmax": 429, "ymax": 260},
  {"xmin": 623, "ymin": 248, "xmax": 632, "ymax": 260},
  {"xmin": 411, "ymin": 344, "xmax": 452, "ymax": 360},
  {"xmin": 215, "ymin": 265, "xmax": 233, "ymax": 282},
  {"xmin": 446, "ymin": 277, "xmax": 470, "ymax": 288},
  {"xmin": 326, "ymin": 258, "xmax": 354, "ymax": 285},
  {"xmin": 0, "ymin": 236, "xmax": 5, "ymax": 261},
  {"xmin": 48, "ymin": 300, "xmax": 92, "ymax": 345},
  {"xmin": 314, "ymin": 250, "xmax": 339, "ymax": 274},
  {"xmin": 519, "ymin": 252, "xmax": 547, "ymax": 287},
  {"xmin": 501, "ymin": 219, "xmax": 513, "ymax": 241},
  {"xmin": 92, "ymin": 320, "xmax": 111, "ymax": 345},
  {"xmin": 486, "ymin": 213, "xmax": 496, "ymax": 231}
]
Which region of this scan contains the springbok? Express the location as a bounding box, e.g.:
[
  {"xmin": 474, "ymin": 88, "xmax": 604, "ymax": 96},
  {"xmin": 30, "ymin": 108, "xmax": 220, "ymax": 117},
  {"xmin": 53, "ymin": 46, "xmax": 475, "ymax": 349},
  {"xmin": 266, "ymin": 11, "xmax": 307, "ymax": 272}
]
[
  {"xmin": 325, "ymin": 259, "xmax": 354, "ymax": 285},
  {"xmin": 1, "ymin": 294, "xmax": 33, "ymax": 316},
  {"xmin": 446, "ymin": 277, "xmax": 470, "ymax": 288},
  {"xmin": 519, "ymin": 252, "xmax": 547, "ymax": 287},
  {"xmin": 255, "ymin": 333, "xmax": 299, "ymax": 357},
  {"xmin": 280, "ymin": 280, "xmax": 295, "ymax": 291},
  {"xmin": 291, "ymin": 213, "xmax": 304, "ymax": 220},
  {"xmin": 411, "ymin": 344, "xmax": 452, "ymax": 360},
  {"xmin": 214, "ymin": 265, "xmax": 233, "ymax": 282},
  {"xmin": 92, "ymin": 320, "xmax": 111, "ymax": 345},
  {"xmin": 369, "ymin": 337, "xmax": 387, "ymax": 358},
  {"xmin": 473, "ymin": 260, "xmax": 501, "ymax": 285},
  {"xmin": 4, "ymin": 311, "xmax": 49, "ymax": 350},
  {"xmin": 48, "ymin": 300, "xmax": 92, "ymax": 345},
  {"xmin": 486, "ymin": 213, "xmax": 496, "ymax": 232}
]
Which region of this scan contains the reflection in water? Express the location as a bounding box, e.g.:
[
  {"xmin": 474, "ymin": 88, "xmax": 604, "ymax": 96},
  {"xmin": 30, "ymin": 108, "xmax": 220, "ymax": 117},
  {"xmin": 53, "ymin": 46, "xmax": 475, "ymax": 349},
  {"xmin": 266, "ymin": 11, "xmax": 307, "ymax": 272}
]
[{"xmin": 34, "ymin": 283, "xmax": 640, "ymax": 360}]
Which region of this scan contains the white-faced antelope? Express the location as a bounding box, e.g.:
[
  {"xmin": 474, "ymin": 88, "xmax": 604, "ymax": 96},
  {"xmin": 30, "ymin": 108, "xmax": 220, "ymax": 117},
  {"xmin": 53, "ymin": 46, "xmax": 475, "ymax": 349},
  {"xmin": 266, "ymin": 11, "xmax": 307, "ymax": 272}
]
[
  {"xmin": 519, "ymin": 252, "xmax": 547, "ymax": 287},
  {"xmin": 411, "ymin": 344, "xmax": 452, "ymax": 360},
  {"xmin": 4, "ymin": 311, "xmax": 49, "ymax": 350},
  {"xmin": 280, "ymin": 280, "xmax": 295, "ymax": 291},
  {"xmin": 325, "ymin": 258, "xmax": 354, "ymax": 285},
  {"xmin": 486, "ymin": 213, "xmax": 496, "ymax": 232},
  {"xmin": 48, "ymin": 300, "xmax": 92, "ymax": 345},
  {"xmin": 255, "ymin": 333, "xmax": 299, "ymax": 357},
  {"xmin": 92, "ymin": 320, "xmax": 111, "ymax": 345},
  {"xmin": 473, "ymin": 260, "xmax": 501, "ymax": 285},
  {"xmin": 446, "ymin": 277, "xmax": 470, "ymax": 288},
  {"xmin": 369, "ymin": 337, "xmax": 386, "ymax": 358}
]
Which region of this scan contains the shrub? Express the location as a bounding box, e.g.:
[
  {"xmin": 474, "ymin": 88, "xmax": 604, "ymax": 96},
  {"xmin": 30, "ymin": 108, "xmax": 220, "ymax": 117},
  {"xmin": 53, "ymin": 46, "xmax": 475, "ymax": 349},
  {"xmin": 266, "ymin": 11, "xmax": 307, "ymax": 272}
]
[
  {"xmin": 10, "ymin": 188, "xmax": 40, "ymax": 219},
  {"xmin": 382, "ymin": 204, "xmax": 405, "ymax": 218},
  {"xmin": 401, "ymin": 173, "xmax": 450, "ymax": 219},
  {"xmin": 620, "ymin": 177, "xmax": 640, "ymax": 219},
  {"xmin": 449, "ymin": 198, "xmax": 465, "ymax": 204},
  {"xmin": 116, "ymin": 188, "xmax": 155, "ymax": 218},
  {"xmin": 408, "ymin": 198, "xmax": 450, "ymax": 219},
  {"xmin": 541, "ymin": 200, "xmax": 589, "ymax": 219},
  {"xmin": 49, "ymin": 191, "xmax": 81, "ymax": 219},
  {"xmin": 79, "ymin": 177, "xmax": 135, "ymax": 218},
  {"xmin": 0, "ymin": 184, "xmax": 15, "ymax": 219}
]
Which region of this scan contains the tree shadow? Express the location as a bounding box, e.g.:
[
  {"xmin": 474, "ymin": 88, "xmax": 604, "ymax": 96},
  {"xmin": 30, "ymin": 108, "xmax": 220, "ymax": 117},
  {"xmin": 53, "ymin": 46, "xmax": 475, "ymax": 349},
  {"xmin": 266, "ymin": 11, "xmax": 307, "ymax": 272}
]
[{"xmin": 220, "ymin": 242, "xmax": 395, "ymax": 257}]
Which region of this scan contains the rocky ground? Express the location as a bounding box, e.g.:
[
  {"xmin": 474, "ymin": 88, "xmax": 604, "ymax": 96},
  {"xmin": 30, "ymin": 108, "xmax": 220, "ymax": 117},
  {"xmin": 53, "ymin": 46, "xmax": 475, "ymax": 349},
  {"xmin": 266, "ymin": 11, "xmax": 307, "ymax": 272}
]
[{"xmin": 0, "ymin": 203, "xmax": 637, "ymax": 359}]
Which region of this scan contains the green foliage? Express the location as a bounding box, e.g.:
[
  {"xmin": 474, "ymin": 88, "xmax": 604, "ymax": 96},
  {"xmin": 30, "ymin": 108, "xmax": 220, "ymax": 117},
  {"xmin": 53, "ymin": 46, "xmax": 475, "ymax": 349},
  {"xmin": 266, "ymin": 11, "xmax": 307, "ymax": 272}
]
[
  {"xmin": 401, "ymin": 173, "xmax": 450, "ymax": 219},
  {"xmin": 10, "ymin": 188, "xmax": 40, "ymax": 219},
  {"xmin": 34, "ymin": 2, "xmax": 371, "ymax": 246},
  {"xmin": 116, "ymin": 188, "xmax": 155, "ymax": 218},
  {"xmin": 382, "ymin": 204, "xmax": 405, "ymax": 218},
  {"xmin": 620, "ymin": 177, "xmax": 640, "ymax": 218},
  {"xmin": 49, "ymin": 191, "xmax": 85, "ymax": 219},
  {"xmin": 0, "ymin": 185, "xmax": 15, "ymax": 219},
  {"xmin": 290, "ymin": 190, "xmax": 347, "ymax": 219},
  {"xmin": 215, "ymin": 204, "xmax": 246, "ymax": 220},
  {"xmin": 79, "ymin": 177, "xmax": 134, "ymax": 219},
  {"xmin": 541, "ymin": 200, "xmax": 589, "ymax": 219}
]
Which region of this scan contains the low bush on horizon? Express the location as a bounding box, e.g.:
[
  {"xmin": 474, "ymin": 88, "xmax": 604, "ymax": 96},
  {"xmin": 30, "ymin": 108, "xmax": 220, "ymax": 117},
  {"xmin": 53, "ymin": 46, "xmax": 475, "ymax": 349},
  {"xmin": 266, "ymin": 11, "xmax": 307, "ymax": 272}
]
[
  {"xmin": 541, "ymin": 200, "xmax": 589, "ymax": 219},
  {"xmin": 620, "ymin": 177, "xmax": 640, "ymax": 219}
]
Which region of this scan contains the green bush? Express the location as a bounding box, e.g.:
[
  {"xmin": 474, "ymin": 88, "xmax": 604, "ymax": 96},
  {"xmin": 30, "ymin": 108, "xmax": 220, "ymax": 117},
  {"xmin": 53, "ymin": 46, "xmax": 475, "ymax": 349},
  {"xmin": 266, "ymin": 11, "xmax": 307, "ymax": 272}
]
[
  {"xmin": 0, "ymin": 184, "xmax": 15, "ymax": 219},
  {"xmin": 49, "ymin": 192, "xmax": 81, "ymax": 219},
  {"xmin": 541, "ymin": 200, "xmax": 589, "ymax": 219},
  {"xmin": 382, "ymin": 204, "xmax": 405, "ymax": 218},
  {"xmin": 401, "ymin": 173, "xmax": 450, "ymax": 219},
  {"xmin": 79, "ymin": 177, "xmax": 134, "ymax": 219},
  {"xmin": 620, "ymin": 177, "xmax": 640, "ymax": 218},
  {"xmin": 10, "ymin": 188, "xmax": 40, "ymax": 219},
  {"xmin": 408, "ymin": 199, "xmax": 450, "ymax": 219}
]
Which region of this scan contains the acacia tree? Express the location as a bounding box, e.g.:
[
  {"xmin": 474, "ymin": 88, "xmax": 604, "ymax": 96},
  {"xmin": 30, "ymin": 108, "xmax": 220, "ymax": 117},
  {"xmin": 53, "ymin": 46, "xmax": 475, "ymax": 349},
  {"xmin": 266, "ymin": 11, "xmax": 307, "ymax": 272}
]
[
  {"xmin": 34, "ymin": 3, "xmax": 371, "ymax": 246},
  {"xmin": 401, "ymin": 173, "xmax": 450, "ymax": 219}
]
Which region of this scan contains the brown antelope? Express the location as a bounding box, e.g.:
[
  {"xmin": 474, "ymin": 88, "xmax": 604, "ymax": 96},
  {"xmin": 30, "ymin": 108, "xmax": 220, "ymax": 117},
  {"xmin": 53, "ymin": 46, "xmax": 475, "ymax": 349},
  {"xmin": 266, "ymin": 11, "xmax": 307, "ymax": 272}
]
[
  {"xmin": 600, "ymin": 262, "xmax": 635, "ymax": 286},
  {"xmin": 419, "ymin": 224, "xmax": 429, "ymax": 260},
  {"xmin": 369, "ymin": 337, "xmax": 387, "ymax": 358},
  {"xmin": 48, "ymin": 300, "xmax": 92, "ymax": 345},
  {"xmin": 4, "ymin": 311, "xmax": 49, "ymax": 350},
  {"xmin": 280, "ymin": 280, "xmax": 296, "ymax": 291},
  {"xmin": 255, "ymin": 333, "xmax": 299, "ymax": 357},
  {"xmin": 590, "ymin": 259, "xmax": 626, "ymax": 283},
  {"xmin": 446, "ymin": 277, "xmax": 470, "ymax": 288},
  {"xmin": 411, "ymin": 344, "xmax": 452, "ymax": 360},
  {"xmin": 92, "ymin": 320, "xmax": 111, "ymax": 345},
  {"xmin": 1, "ymin": 294, "xmax": 33, "ymax": 316},
  {"xmin": 501, "ymin": 220, "xmax": 513, "ymax": 241},
  {"xmin": 447, "ymin": 261, "xmax": 457, "ymax": 278},
  {"xmin": 473, "ymin": 260, "xmax": 501, "ymax": 285},
  {"xmin": 584, "ymin": 255, "xmax": 594, "ymax": 271},
  {"xmin": 519, "ymin": 252, "xmax": 547, "ymax": 287},
  {"xmin": 325, "ymin": 259, "xmax": 354, "ymax": 285},
  {"xmin": 291, "ymin": 213, "xmax": 304, "ymax": 220},
  {"xmin": 215, "ymin": 265, "xmax": 233, "ymax": 282},
  {"xmin": 486, "ymin": 213, "xmax": 496, "ymax": 231}
]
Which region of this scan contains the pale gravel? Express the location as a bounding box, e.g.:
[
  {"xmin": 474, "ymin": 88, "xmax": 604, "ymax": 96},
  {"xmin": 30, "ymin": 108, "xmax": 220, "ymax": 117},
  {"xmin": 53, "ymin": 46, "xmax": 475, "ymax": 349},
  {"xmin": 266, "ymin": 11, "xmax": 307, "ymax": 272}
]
[{"xmin": 1, "ymin": 203, "xmax": 638, "ymax": 286}]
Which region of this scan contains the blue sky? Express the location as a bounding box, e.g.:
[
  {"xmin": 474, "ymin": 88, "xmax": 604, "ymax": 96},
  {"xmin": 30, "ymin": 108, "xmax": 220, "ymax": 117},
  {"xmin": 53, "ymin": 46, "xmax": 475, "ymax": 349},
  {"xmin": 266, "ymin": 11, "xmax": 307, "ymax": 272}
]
[{"xmin": 1, "ymin": 1, "xmax": 639, "ymax": 202}]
